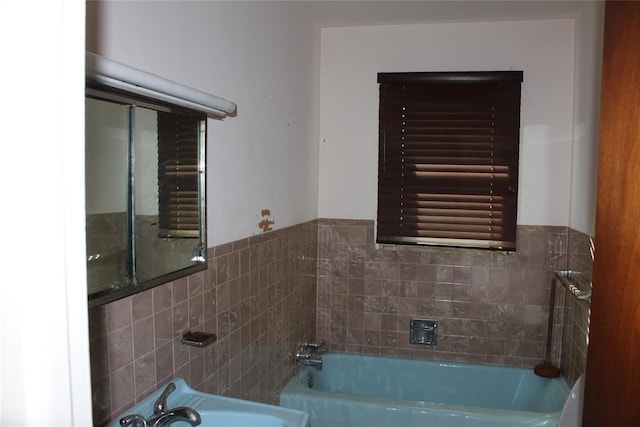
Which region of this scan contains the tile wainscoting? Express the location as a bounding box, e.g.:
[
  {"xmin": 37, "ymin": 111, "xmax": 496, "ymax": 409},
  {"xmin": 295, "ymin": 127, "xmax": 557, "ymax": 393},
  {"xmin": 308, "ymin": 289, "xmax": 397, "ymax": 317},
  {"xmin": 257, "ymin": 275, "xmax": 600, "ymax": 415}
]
[
  {"xmin": 315, "ymin": 219, "xmax": 569, "ymax": 367},
  {"xmin": 88, "ymin": 217, "xmax": 591, "ymax": 424},
  {"xmin": 560, "ymin": 228, "xmax": 593, "ymax": 386},
  {"xmin": 88, "ymin": 220, "xmax": 317, "ymax": 426}
]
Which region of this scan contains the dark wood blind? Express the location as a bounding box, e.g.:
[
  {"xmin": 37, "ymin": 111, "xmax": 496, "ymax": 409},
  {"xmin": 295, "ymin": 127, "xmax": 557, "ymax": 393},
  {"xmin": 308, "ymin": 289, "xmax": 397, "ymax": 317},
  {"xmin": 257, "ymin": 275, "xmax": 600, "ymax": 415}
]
[
  {"xmin": 377, "ymin": 71, "xmax": 523, "ymax": 250},
  {"xmin": 157, "ymin": 112, "xmax": 201, "ymax": 238}
]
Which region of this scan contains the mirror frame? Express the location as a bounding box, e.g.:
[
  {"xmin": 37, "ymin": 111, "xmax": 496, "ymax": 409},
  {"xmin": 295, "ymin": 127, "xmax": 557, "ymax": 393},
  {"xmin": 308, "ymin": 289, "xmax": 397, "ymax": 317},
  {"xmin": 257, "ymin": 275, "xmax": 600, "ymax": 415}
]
[{"xmin": 86, "ymin": 83, "xmax": 208, "ymax": 308}]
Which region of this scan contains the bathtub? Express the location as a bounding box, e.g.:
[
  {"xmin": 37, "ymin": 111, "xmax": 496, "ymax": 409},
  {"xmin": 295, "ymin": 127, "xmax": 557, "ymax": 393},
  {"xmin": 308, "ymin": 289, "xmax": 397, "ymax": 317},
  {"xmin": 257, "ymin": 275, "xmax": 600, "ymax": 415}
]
[{"xmin": 280, "ymin": 352, "xmax": 569, "ymax": 427}]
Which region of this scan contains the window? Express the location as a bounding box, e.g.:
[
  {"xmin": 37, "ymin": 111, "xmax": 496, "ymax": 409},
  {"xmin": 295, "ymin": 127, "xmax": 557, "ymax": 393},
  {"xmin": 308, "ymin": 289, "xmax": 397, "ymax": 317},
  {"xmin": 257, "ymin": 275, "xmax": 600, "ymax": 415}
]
[{"xmin": 377, "ymin": 71, "xmax": 523, "ymax": 250}]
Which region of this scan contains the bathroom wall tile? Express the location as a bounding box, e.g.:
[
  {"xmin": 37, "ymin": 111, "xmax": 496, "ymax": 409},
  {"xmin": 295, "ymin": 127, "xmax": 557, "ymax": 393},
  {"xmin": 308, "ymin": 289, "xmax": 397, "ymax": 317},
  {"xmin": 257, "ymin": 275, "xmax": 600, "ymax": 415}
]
[
  {"xmin": 172, "ymin": 300, "xmax": 189, "ymax": 336},
  {"xmin": 154, "ymin": 340, "xmax": 174, "ymax": 384},
  {"xmin": 470, "ymin": 266, "xmax": 490, "ymax": 289},
  {"xmin": 153, "ymin": 285, "xmax": 172, "ymax": 311},
  {"xmin": 153, "ymin": 307, "xmax": 172, "ymax": 345},
  {"xmin": 91, "ymin": 375, "xmax": 111, "ymax": 426},
  {"xmin": 89, "ymin": 220, "xmax": 317, "ymax": 424},
  {"xmin": 398, "ymin": 297, "xmax": 417, "ymax": 315},
  {"xmin": 415, "ymin": 282, "xmax": 435, "ymax": 299},
  {"xmin": 90, "ymin": 335, "xmax": 110, "ymax": 381},
  {"xmin": 214, "ymin": 242, "xmax": 233, "ymax": 257},
  {"xmin": 107, "ymin": 298, "xmax": 131, "ymax": 333},
  {"xmin": 172, "ymin": 277, "xmax": 189, "ymax": 304},
  {"xmin": 89, "ymin": 305, "xmax": 108, "ymax": 339},
  {"xmin": 131, "ymin": 290, "xmax": 153, "ymax": 322},
  {"xmin": 188, "ymin": 295, "xmax": 204, "ymax": 329},
  {"xmin": 203, "ymin": 287, "xmax": 216, "ymax": 320},
  {"xmin": 133, "ymin": 316, "xmax": 154, "ymax": 359},
  {"xmin": 134, "ymin": 352, "xmax": 156, "ymax": 397},
  {"xmin": 174, "ymin": 363, "xmax": 190, "ymax": 386},
  {"xmin": 316, "ymin": 219, "xmax": 570, "ymax": 368},
  {"xmin": 188, "ymin": 273, "xmax": 204, "ymax": 297},
  {"xmin": 90, "ymin": 218, "xmax": 586, "ymax": 425},
  {"xmin": 346, "ymin": 327, "xmax": 363, "ymax": 344},
  {"xmin": 110, "ymin": 364, "xmax": 135, "ymax": 415},
  {"xmin": 524, "ymin": 304, "xmax": 547, "ymax": 324},
  {"xmin": 380, "ymin": 313, "xmax": 399, "ymax": 331},
  {"xmin": 173, "ymin": 336, "xmax": 190, "ymax": 371},
  {"xmin": 188, "ymin": 351, "xmax": 205, "ymax": 390},
  {"xmin": 107, "ymin": 325, "xmax": 133, "ymax": 372},
  {"xmin": 363, "ymin": 329, "xmax": 381, "ymax": 346}
]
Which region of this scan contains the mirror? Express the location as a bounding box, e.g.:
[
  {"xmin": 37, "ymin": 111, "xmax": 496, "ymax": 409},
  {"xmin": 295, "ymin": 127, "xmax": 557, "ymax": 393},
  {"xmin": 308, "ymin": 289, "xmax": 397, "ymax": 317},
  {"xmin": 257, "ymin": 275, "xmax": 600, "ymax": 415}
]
[{"xmin": 86, "ymin": 89, "xmax": 207, "ymax": 307}]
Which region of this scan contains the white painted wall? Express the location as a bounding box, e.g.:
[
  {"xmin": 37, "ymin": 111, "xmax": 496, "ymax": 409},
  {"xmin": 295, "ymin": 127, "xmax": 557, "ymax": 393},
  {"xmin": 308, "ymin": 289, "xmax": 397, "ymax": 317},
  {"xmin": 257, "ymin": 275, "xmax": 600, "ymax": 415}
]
[
  {"xmin": 87, "ymin": 1, "xmax": 321, "ymax": 246},
  {"xmin": 1, "ymin": 0, "xmax": 92, "ymax": 425},
  {"xmin": 570, "ymin": 2, "xmax": 604, "ymax": 236},
  {"xmin": 318, "ymin": 19, "xmax": 576, "ymax": 227}
]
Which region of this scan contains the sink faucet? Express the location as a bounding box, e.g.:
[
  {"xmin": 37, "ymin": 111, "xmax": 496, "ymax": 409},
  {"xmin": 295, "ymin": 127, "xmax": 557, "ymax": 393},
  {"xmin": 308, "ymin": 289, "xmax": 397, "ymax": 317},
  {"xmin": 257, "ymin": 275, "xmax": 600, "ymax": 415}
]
[
  {"xmin": 146, "ymin": 407, "xmax": 201, "ymax": 427},
  {"xmin": 153, "ymin": 382, "xmax": 176, "ymax": 415},
  {"xmin": 119, "ymin": 383, "xmax": 201, "ymax": 427}
]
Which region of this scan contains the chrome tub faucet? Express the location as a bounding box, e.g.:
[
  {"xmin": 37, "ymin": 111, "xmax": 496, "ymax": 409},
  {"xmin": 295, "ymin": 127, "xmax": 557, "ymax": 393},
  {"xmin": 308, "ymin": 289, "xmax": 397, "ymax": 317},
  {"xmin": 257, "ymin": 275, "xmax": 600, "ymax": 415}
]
[
  {"xmin": 295, "ymin": 341, "xmax": 327, "ymax": 370},
  {"xmin": 303, "ymin": 340, "xmax": 328, "ymax": 354}
]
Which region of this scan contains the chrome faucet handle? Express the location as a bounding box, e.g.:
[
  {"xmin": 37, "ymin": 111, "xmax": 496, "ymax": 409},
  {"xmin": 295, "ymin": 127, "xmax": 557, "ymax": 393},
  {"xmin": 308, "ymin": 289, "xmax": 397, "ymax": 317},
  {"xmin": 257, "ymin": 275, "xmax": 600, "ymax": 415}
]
[
  {"xmin": 153, "ymin": 382, "xmax": 176, "ymax": 415},
  {"xmin": 295, "ymin": 344, "xmax": 310, "ymax": 361},
  {"xmin": 120, "ymin": 414, "xmax": 148, "ymax": 427},
  {"xmin": 304, "ymin": 340, "xmax": 328, "ymax": 353}
]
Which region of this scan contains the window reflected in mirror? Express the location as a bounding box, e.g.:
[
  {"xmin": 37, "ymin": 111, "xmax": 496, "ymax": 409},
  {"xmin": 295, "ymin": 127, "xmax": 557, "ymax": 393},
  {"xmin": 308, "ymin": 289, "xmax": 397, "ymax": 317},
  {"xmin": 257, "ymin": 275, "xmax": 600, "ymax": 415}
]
[{"xmin": 85, "ymin": 93, "xmax": 207, "ymax": 307}]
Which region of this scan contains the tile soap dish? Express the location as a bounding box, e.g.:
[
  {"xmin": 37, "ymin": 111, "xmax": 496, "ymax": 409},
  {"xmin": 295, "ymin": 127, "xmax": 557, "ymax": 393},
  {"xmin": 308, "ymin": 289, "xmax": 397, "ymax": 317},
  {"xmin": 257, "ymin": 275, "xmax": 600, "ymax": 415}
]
[{"xmin": 181, "ymin": 331, "xmax": 217, "ymax": 347}]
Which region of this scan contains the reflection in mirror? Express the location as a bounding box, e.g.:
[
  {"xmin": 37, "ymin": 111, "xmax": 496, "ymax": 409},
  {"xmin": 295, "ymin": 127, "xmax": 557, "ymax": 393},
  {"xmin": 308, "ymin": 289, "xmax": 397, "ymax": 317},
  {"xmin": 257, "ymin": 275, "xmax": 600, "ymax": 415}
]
[
  {"xmin": 86, "ymin": 93, "xmax": 207, "ymax": 307},
  {"xmin": 85, "ymin": 98, "xmax": 129, "ymax": 295},
  {"xmin": 135, "ymin": 106, "xmax": 205, "ymax": 282}
]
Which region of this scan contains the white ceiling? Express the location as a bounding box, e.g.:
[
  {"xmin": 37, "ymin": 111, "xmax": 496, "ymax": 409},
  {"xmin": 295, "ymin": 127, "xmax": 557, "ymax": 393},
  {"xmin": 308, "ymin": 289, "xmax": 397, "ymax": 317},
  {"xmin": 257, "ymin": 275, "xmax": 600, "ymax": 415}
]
[{"xmin": 301, "ymin": 0, "xmax": 590, "ymax": 27}]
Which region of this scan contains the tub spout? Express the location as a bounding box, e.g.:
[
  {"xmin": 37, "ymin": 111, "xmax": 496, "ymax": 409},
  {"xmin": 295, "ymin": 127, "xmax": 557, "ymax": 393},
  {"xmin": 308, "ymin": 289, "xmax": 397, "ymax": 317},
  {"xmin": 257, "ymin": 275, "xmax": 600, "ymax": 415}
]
[
  {"xmin": 295, "ymin": 344, "xmax": 323, "ymax": 370},
  {"xmin": 298, "ymin": 356, "xmax": 323, "ymax": 370}
]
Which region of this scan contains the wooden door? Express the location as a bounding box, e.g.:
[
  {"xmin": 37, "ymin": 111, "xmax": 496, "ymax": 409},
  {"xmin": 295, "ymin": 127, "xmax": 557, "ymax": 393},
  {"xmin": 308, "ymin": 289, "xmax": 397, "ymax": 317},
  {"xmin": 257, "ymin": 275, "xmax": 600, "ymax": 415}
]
[{"xmin": 583, "ymin": 2, "xmax": 640, "ymax": 426}]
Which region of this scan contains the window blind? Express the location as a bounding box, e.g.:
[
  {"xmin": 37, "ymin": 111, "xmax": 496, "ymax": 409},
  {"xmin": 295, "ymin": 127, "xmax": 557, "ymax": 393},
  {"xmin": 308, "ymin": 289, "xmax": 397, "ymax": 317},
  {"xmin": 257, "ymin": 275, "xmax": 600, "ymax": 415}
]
[
  {"xmin": 377, "ymin": 71, "xmax": 523, "ymax": 250},
  {"xmin": 157, "ymin": 112, "xmax": 202, "ymax": 238}
]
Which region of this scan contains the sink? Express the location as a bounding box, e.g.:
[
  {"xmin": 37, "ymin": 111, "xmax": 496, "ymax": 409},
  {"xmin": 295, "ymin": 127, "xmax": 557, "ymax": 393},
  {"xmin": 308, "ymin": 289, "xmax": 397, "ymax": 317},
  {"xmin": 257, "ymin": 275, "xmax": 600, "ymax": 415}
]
[
  {"xmin": 172, "ymin": 411, "xmax": 287, "ymax": 427},
  {"xmin": 108, "ymin": 378, "xmax": 308, "ymax": 427}
]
